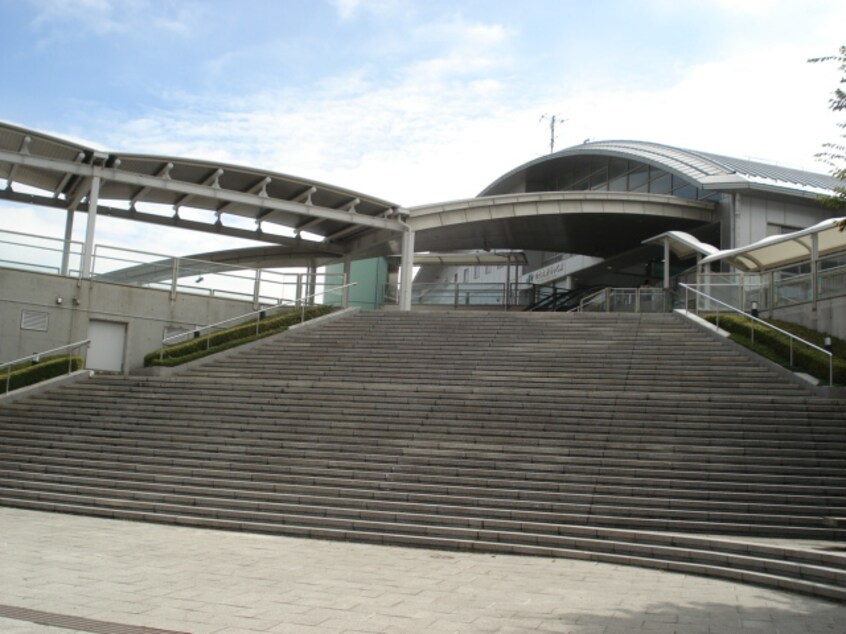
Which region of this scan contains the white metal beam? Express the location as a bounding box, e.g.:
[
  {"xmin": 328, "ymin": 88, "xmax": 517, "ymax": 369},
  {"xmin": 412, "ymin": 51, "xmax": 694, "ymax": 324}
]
[
  {"xmin": 0, "ymin": 150, "xmax": 403, "ymax": 232},
  {"xmin": 173, "ymin": 167, "xmax": 223, "ymax": 212},
  {"xmin": 130, "ymin": 162, "xmax": 173, "ymax": 207},
  {"xmin": 65, "ymin": 175, "xmax": 93, "ymax": 212},
  {"xmin": 52, "ymin": 152, "xmax": 86, "ymax": 198},
  {"xmin": 216, "ymin": 176, "xmax": 271, "ymax": 213},
  {"xmin": 4, "ymin": 136, "xmax": 31, "ymax": 189},
  {"xmin": 81, "ymin": 202, "xmax": 346, "ymax": 254}
]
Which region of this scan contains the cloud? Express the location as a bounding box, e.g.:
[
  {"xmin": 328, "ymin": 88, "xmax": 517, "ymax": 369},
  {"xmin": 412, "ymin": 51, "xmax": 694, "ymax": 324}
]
[
  {"xmin": 28, "ymin": 0, "xmax": 197, "ymax": 37},
  {"xmin": 8, "ymin": 0, "xmax": 845, "ymax": 258},
  {"xmin": 330, "ymin": 0, "xmax": 399, "ymax": 20}
]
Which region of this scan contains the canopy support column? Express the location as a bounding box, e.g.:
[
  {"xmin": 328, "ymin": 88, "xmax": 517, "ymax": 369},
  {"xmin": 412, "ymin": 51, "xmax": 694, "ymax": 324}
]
[
  {"xmin": 61, "ymin": 208, "xmax": 75, "ymax": 276},
  {"xmin": 663, "ymin": 237, "xmax": 670, "ymax": 289},
  {"xmin": 81, "ymin": 175, "xmax": 101, "ymax": 279},
  {"xmin": 399, "ymin": 228, "xmax": 415, "ymax": 311},
  {"xmin": 505, "ymin": 254, "xmax": 511, "ymax": 311},
  {"xmin": 306, "ymin": 260, "xmax": 317, "ymax": 306},
  {"xmin": 811, "ymin": 233, "xmax": 819, "ymax": 311},
  {"xmin": 342, "ymin": 255, "xmax": 352, "ymax": 309}
]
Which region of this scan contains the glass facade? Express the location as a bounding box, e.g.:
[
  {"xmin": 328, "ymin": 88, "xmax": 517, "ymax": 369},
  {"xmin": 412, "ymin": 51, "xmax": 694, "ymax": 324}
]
[{"xmin": 526, "ymin": 156, "xmax": 720, "ymax": 202}]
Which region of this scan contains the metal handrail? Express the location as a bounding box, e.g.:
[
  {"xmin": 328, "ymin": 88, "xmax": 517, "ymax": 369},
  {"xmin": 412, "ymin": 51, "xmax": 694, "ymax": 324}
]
[
  {"xmin": 577, "ymin": 287, "xmax": 606, "ymax": 311},
  {"xmin": 161, "ymin": 281, "xmax": 357, "ymax": 348},
  {"xmin": 577, "ymin": 287, "xmax": 670, "ymax": 312},
  {"xmin": 1, "ymin": 339, "xmax": 91, "ymax": 394},
  {"xmin": 680, "ymin": 283, "xmax": 834, "ymax": 386}
]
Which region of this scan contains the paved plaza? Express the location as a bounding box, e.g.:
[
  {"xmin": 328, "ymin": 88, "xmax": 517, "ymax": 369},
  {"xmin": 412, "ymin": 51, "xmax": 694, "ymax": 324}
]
[{"xmin": 0, "ymin": 507, "xmax": 845, "ymax": 634}]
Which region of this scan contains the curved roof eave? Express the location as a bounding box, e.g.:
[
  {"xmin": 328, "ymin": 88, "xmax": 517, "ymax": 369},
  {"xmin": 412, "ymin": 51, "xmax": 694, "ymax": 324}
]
[
  {"xmin": 0, "ymin": 120, "xmax": 405, "ymax": 253},
  {"xmin": 480, "ymin": 140, "xmax": 842, "ymax": 199}
]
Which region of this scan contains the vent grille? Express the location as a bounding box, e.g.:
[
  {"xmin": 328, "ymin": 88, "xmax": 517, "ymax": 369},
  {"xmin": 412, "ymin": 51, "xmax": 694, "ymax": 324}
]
[{"xmin": 21, "ymin": 310, "xmax": 49, "ymax": 332}]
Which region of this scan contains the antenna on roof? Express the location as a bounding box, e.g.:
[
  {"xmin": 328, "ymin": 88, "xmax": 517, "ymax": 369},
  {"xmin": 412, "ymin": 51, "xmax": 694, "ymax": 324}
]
[{"xmin": 539, "ymin": 113, "xmax": 566, "ymax": 153}]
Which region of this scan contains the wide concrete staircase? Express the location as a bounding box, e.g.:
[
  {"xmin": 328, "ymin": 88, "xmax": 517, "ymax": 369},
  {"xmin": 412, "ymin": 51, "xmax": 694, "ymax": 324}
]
[{"xmin": 1, "ymin": 310, "xmax": 845, "ymax": 600}]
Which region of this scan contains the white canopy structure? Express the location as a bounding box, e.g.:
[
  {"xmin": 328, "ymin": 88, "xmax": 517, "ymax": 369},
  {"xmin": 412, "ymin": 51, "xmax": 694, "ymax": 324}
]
[{"xmin": 700, "ymin": 217, "xmax": 846, "ymax": 272}]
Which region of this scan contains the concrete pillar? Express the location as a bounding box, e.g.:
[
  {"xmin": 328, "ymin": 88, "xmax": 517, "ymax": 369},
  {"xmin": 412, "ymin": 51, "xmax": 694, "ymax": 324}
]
[
  {"xmin": 399, "ymin": 228, "xmax": 415, "ymax": 311},
  {"xmin": 307, "ymin": 260, "xmax": 318, "ymax": 306},
  {"xmin": 342, "ymin": 255, "xmax": 352, "ymax": 309},
  {"xmin": 81, "ymin": 175, "xmax": 101, "ymax": 279},
  {"xmin": 61, "ymin": 207, "xmax": 75, "ymax": 276}
]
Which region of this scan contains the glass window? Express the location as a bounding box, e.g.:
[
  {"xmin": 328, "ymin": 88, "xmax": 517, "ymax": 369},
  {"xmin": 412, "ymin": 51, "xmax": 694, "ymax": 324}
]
[
  {"xmin": 589, "ymin": 160, "xmax": 609, "ymax": 190},
  {"xmin": 821, "ymin": 252, "xmax": 846, "ymax": 270},
  {"xmin": 650, "ymin": 171, "xmax": 672, "ymax": 194},
  {"xmin": 672, "ymin": 178, "xmax": 699, "ymax": 199},
  {"xmin": 628, "ymin": 165, "xmax": 649, "ymax": 192},
  {"xmin": 608, "ymin": 158, "xmax": 628, "ymax": 180}
]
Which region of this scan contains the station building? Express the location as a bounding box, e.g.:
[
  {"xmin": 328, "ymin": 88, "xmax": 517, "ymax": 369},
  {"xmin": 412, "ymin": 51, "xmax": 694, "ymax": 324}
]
[{"xmin": 1, "ymin": 121, "xmax": 844, "ymax": 372}]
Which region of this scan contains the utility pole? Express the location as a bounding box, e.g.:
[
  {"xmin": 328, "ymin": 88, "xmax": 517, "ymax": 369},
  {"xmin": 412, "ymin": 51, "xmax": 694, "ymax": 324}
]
[{"xmin": 539, "ymin": 113, "xmax": 566, "ymax": 153}]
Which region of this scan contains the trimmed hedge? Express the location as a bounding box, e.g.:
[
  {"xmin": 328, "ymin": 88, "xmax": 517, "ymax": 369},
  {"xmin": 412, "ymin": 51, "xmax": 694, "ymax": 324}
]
[
  {"xmin": 0, "ymin": 355, "xmax": 84, "ymax": 395},
  {"xmin": 705, "ymin": 314, "xmax": 846, "ymax": 385},
  {"xmin": 145, "ymin": 304, "xmax": 334, "ymax": 367}
]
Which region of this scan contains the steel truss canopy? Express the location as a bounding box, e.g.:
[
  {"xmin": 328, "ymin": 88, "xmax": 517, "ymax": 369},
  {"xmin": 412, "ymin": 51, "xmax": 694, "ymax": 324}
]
[
  {"xmin": 0, "ymin": 121, "xmax": 407, "ymax": 255},
  {"xmin": 700, "ymin": 217, "xmax": 846, "ymax": 272}
]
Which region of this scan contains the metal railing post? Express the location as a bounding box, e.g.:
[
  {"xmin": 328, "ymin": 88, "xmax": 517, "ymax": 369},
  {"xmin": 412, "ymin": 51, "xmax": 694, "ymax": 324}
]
[
  {"xmin": 171, "ymin": 258, "xmax": 179, "ymax": 300},
  {"xmin": 253, "ymin": 268, "xmax": 262, "ymax": 308}
]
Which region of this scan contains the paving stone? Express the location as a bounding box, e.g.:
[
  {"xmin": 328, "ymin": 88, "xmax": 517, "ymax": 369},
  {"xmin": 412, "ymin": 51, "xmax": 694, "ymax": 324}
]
[{"xmin": 0, "ymin": 508, "xmax": 845, "ymax": 633}]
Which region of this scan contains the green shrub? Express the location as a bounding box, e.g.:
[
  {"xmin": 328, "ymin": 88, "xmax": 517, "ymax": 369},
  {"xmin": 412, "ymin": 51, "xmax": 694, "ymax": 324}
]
[
  {"xmin": 145, "ymin": 305, "xmax": 334, "ymax": 367},
  {"xmin": 0, "ymin": 355, "xmax": 83, "ymax": 395},
  {"xmin": 704, "ymin": 314, "xmax": 846, "ymax": 385}
]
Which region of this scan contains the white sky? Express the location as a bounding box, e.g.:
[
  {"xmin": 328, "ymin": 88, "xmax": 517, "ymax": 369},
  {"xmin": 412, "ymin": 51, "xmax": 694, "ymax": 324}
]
[{"xmin": 0, "ymin": 0, "xmax": 844, "ymax": 255}]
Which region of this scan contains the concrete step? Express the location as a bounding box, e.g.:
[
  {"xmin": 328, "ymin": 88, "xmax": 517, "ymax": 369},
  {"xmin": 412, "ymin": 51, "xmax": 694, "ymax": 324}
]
[{"xmin": 2, "ymin": 310, "xmax": 845, "ymax": 602}]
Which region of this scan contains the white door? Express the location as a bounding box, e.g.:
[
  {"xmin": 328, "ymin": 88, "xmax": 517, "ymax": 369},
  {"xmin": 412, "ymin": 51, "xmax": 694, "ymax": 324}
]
[{"xmin": 87, "ymin": 320, "xmax": 127, "ymax": 372}]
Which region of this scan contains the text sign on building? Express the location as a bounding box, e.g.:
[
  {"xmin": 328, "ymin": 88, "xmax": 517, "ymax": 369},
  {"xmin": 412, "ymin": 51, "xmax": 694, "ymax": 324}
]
[{"xmin": 522, "ymin": 260, "xmax": 568, "ymax": 285}]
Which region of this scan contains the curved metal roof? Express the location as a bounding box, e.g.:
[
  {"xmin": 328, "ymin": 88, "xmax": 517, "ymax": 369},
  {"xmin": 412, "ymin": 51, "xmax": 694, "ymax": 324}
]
[
  {"xmin": 0, "ymin": 121, "xmax": 406, "ymax": 254},
  {"xmin": 481, "ymin": 140, "xmax": 842, "ymax": 198}
]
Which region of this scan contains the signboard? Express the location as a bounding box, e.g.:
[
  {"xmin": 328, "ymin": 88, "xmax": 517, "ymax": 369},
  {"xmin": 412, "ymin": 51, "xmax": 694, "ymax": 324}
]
[{"xmin": 522, "ymin": 260, "xmax": 569, "ymax": 285}]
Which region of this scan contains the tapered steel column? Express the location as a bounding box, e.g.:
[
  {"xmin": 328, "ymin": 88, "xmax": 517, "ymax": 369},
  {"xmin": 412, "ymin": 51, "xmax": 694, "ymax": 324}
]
[
  {"xmin": 399, "ymin": 229, "xmax": 415, "ymax": 311},
  {"xmin": 81, "ymin": 175, "xmax": 101, "ymax": 279}
]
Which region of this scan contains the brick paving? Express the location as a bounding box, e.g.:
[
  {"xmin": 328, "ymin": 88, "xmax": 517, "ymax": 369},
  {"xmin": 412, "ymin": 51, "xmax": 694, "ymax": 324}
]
[{"xmin": 1, "ymin": 507, "xmax": 845, "ymax": 634}]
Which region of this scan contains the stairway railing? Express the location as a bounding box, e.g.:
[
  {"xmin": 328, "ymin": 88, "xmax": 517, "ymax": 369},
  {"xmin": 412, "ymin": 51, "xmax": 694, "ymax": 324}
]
[
  {"xmin": 679, "ymin": 283, "xmax": 833, "ymax": 386},
  {"xmin": 160, "ymin": 281, "xmax": 357, "ymax": 349},
  {"xmin": 578, "ymin": 287, "xmax": 673, "ymax": 313},
  {"xmin": 1, "ymin": 340, "xmax": 91, "ymax": 394}
]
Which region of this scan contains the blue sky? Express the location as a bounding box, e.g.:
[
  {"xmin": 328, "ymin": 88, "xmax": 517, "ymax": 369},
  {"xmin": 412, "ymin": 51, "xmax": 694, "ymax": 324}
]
[{"xmin": 1, "ymin": 0, "xmax": 845, "ymax": 252}]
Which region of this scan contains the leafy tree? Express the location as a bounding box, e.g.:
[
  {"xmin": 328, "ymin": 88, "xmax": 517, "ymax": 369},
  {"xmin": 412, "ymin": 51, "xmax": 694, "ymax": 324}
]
[{"xmin": 809, "ymin": 45, "xmax": 846, "ymax": 230}]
